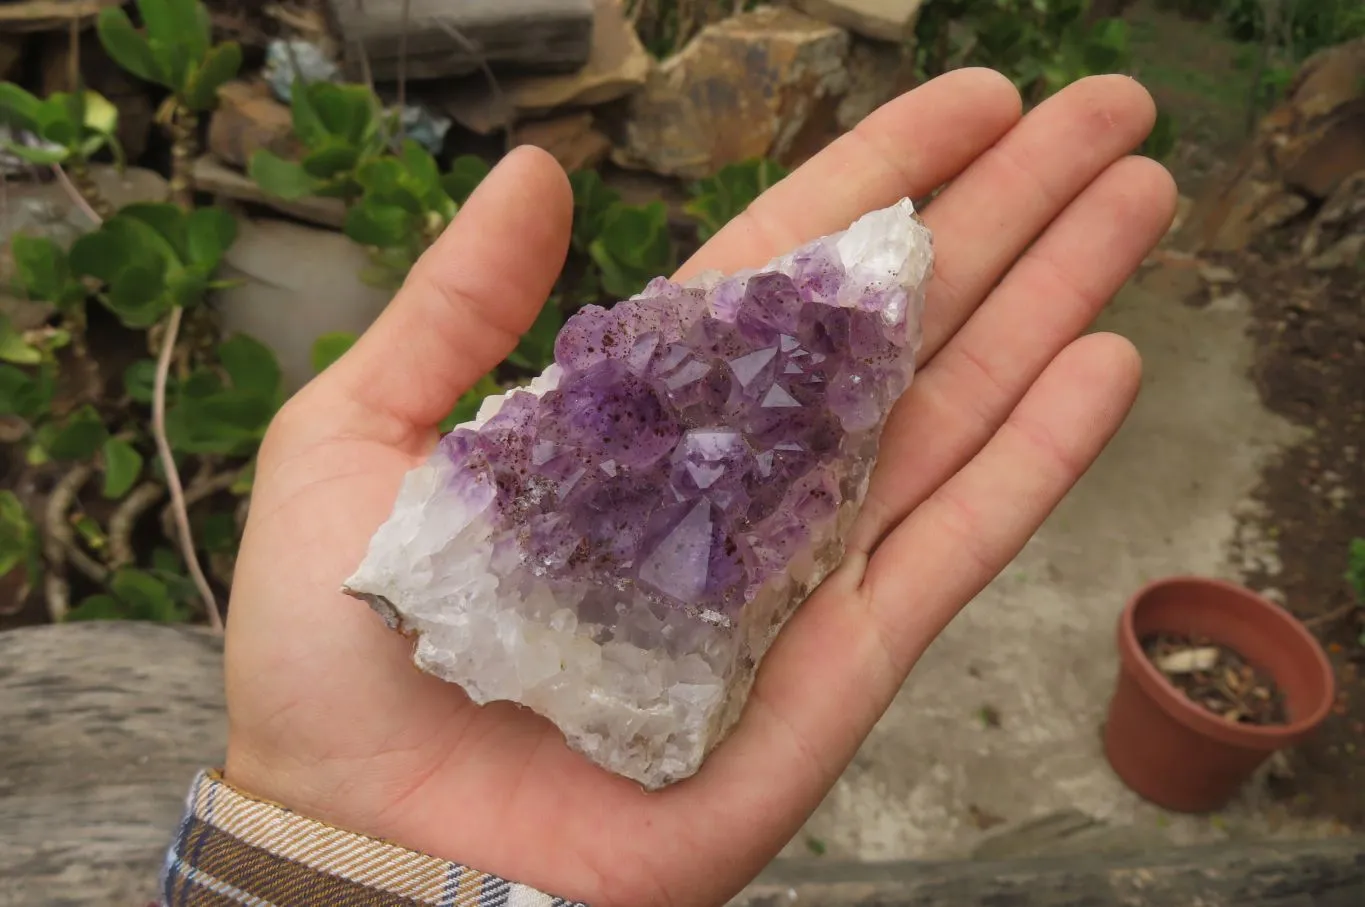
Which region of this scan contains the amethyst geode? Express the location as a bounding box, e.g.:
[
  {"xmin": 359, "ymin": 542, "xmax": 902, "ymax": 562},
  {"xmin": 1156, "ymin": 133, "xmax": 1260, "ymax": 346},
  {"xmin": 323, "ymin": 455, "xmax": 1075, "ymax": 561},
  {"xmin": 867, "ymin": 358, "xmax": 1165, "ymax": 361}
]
[{"xmin": 343, "ymin": 199, "xmax": 933, "ymax": 788}]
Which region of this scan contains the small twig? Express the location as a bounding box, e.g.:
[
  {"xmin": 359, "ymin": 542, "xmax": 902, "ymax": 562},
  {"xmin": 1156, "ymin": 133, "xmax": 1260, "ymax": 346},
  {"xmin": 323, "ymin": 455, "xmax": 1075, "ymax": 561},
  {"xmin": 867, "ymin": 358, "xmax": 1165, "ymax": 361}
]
[
  {"xmin": 108, "ymin": 481, "xmax": 166, "ymax": 569},
  {"xmin": 1302, "ymin": 602, "xmax": 1360, "ymax": 629},
  {"xmin": 52, "ymin": 164, "xmax": 101, "ymax": 224},
  {"xmin": 154, "ymin": 307, "xmax": 222, "ymax": 631},
  {"xmin": 159, "ymin": 464, "xmax": 235, "ymax": 540},
  {"xmin": 42, "ymin": 464, "xmax": 94, "ymax": 621},
  {"xmin": 432, "ymin": 18, "xmax": 513, "ymax": 154}
]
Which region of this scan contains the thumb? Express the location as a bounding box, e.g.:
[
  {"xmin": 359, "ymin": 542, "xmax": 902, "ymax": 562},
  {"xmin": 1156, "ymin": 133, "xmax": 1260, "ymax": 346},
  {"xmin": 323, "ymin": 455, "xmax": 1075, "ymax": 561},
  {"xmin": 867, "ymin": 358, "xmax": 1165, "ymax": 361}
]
[{"xmin": 323, "ymin": 145, "xmax": 573, "ymax": 433}]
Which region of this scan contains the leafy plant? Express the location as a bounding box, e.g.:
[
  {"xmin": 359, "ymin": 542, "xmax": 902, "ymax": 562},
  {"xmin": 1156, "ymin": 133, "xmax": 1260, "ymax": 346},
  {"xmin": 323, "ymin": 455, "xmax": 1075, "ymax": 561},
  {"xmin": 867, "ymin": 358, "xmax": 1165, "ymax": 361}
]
[
  {"xmin": 164, "ymin": 334, "xmax": 284, "ymax": 456},
  {"xmin": 96, "ymin": 0, "xmax": 242, "ymax": 111},
  {"xmin": 347, "ymin": 148, "xmax": 491, "ymax": 288},
  {"xmin": 248, "ymin": 80, "xmax": 390, "ymax": 202},
  {"xmin": 0, "ymin": 491, "xmax": 39, "ymax": 587},
  {"xmin": 66, "ymin": 566, "xmax": 193, "ymax": 622},
  {"xmin": 914, "ymin": 0, "xmax": 1135, "ymax": 104},
  {"xmin": 68, "ymin": 203, "xmax": 238, "ymax": 327},
  {"xmin": 0, "ymin": 86, "xmax": 121, "ymax": 166},
  {"xmin": 1347, "ymin": 538, "xmax": 1365, "ymax": 645},
  {"xmin": 567, "ymin": 170, "xmax": 676, "ymax": 301},
  {"xmin": 686, "ymin": 158, "xmax": 790, "ymax": 242}
]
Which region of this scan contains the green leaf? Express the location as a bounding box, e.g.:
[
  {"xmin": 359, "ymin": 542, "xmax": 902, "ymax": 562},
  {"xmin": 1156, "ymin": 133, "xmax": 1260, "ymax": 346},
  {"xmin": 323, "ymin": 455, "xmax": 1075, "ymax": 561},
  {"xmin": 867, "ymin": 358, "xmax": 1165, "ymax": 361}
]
[
  {"xmin": 568, "ymin": 169, "xmax": 622, "ymax": 252},
  {"xmin": 167, "ymin": 263, "xmax": 211, "ymax": 309},
  {"xmin": 310, "ymin": 331, "xmax": 357, "ymax": 374},
  {"xmin": 123, "ymin": 359, "xmax": 158, "ymax": 403},
  {"xmin": 230, "ymin": 458, "xmax": 256, "ymax": 494},
  {"xmin": 0, "ymin": 82, "xmax": 43, "ymax": 133},
  {"xmin": 249, "ymin": 150, "xmax": 323, "ymax": 200},
  {"xmin": 185, "ymin": 206, "xmax": 237, "ymax": 267},
  {"xmin": 81, "ymin": 90, "xmax": 119, "ymax": 137},
  {"xmin": 442, "ymin": 155, "xmax": 491, "ymax": 206},
  {"xmin": 141, "ymin": 0, "xmax": 193, "ymax": 91},
  {"xmin": 1347, "ymin": 537, "xmax": 1365, "ymax": 604},
  {"xmin": 506, "ymin": 301, "xmax": 563, "ymax": 371},
  {"xmin": 196, "ymin": 511, "xmax": 238, "ymax": 553},
  {"xmin": 589, "ymin": 201, "xmax": 675, "ymax": 299},
  {"xmin": 288, "ymin": 78, "xmax": 328, "ymax": 147},
  {"xmin": 300, "ymin": 143, "xmax": 361, "ymax": 180},
  {"xmin": 48, "ymin": 404, "xmax": 108, "ymax": 460},
  {"xmin": 10, "ymin": 234, "xmax": 68, "ymax": 301},
  {"xmin": 0, "ymin": 362, "xmax": 53, "ymax": 421},
  {"xmin": 2, "ymin": 144, "xmax": 68, "ymax": 165},
  {"xmin": 105, "ymin": 261, "xmax": 169, "ymax": 327},
  {"xmin": 344, "ymin": 203, "xmax": 412, "ymax": 248},
  {"xmin": 217, "ymin": 333, "xmax": 282, "ymax": 400},
  {"xmin": 117, "ymin": 203, "xmax": 189, "ymax": 263},
  {"xmin": 111, "ymin": 567, "xmax": 185, "ymax": 622},
  {"xmin": 100, "ymin": 438, "xmax": 143, "ymax": 499},
  {"xmin": 685, "ymin": 157, "xmax": 788, "ymax": 242},
  {"xmin": 309, "ymin": 83, "xmax": 377, "ymax": 145},
  {"xmin": 0, "ymin": 490, "xmax": 36, "ymax": 582},
  {"xmin": 0, "ymin": 314, "xmax": 40, "ymax": 365},
  {"xmin": 96, "ymin": 8, "xmax": 161, "ymax": 84},
  {"xmin": 70, "ymin": 222, "xmax": 141, "ymax": 283},
  {"xmin": 400, "ymin": 140, "xmax": 445, "ymax": 204},
  {"xmin": 165, "ymin": 390, "xmax": 275, "ymax": 455},
  {"xmin": 183, "ymin": 41, "xmax": 242, "ymax": 111},
  {"xmin": 66, "ymin": 593, "xmax": 126, "ymax": 621},
  {"xmin": 439, "ymin": 374, "xmax": 500, "ymax": 432}
]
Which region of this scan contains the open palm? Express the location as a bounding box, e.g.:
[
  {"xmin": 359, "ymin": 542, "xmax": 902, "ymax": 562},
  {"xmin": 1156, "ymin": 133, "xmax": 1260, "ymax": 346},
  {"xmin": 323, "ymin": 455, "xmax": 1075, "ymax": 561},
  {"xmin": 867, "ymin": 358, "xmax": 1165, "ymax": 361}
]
[{"xmin": 223, "ymin": 70, "xmax": 1175, "ymax": 907}]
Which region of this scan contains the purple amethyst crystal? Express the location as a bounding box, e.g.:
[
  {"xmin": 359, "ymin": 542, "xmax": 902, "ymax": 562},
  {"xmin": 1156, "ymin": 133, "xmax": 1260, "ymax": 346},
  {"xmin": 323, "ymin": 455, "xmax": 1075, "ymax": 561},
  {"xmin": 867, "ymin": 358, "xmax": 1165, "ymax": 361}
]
[{"xmin": 344, "ymin": 199, "xmax": 933, "ymax": 789}]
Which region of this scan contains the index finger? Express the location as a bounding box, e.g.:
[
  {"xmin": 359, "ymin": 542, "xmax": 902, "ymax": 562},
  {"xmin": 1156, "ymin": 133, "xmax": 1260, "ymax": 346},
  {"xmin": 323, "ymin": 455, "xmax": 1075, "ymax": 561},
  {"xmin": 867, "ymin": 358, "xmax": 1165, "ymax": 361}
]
[{"xmin": 673, "ymin": 67, "xmax": 1022, "ymax": 281}]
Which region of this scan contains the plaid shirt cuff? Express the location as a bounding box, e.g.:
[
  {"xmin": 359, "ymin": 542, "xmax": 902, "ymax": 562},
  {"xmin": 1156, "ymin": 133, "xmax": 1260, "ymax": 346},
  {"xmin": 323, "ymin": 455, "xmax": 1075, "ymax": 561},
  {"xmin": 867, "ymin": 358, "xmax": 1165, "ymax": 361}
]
[{"xmin": 160, "ymin": 769, "xmax": 589, "ymax": 906}]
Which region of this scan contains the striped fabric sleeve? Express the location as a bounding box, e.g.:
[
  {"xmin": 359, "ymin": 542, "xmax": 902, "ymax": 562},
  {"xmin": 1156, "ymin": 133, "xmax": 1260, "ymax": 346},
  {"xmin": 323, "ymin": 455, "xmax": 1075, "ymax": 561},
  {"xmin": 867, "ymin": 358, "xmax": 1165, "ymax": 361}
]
[{"xmin": 160, "ymin": 769, "xmax": 589, "ymax": 907}]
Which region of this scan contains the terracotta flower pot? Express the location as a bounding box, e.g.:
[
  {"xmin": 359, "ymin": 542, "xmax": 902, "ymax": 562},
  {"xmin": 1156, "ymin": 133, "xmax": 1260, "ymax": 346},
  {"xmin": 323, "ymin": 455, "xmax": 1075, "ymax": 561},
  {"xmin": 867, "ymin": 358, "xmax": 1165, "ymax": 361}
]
[{"xmin": 1103, "ymin": 576, "xmax": 1335, "ymax": 813}]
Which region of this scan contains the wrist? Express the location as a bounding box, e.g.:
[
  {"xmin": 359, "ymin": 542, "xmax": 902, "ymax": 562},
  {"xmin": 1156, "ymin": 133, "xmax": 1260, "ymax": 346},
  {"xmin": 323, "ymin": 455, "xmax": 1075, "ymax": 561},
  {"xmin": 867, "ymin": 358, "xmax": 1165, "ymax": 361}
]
[{"xmin": 163, "ymin": 769, "xmax": 590, "ymax": 906}]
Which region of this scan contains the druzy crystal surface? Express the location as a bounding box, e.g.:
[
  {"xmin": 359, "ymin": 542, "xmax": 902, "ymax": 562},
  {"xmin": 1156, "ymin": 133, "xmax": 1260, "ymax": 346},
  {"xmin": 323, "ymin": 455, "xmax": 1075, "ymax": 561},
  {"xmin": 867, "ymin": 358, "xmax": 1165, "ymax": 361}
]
[{"xmin": 343, "ymin": 199, "xmax": 933, "ymax": 788}]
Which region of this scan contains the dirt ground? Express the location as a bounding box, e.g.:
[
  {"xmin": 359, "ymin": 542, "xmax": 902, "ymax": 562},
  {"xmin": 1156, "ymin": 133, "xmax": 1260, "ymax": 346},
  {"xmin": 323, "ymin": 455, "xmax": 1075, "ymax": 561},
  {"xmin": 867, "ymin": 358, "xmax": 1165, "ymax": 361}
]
[
  {"xmin": 1217, "ymin": 243, "xmax": 1365, "ymax": 828},
  {"xmin": 1129, "ymin": 0, "xmax": 1365, "ymax": 831}
]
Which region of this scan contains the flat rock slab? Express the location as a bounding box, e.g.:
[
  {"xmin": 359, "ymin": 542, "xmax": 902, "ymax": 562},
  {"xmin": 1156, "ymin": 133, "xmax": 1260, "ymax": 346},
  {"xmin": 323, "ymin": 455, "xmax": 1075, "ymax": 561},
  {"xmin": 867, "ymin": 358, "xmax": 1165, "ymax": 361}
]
[
  {"xmin": 328, "ymin": 0, "xmax": 594, "ymax": 81},
  {"xmin": 0, "ymin": 622, "xmax": 226, "ymax": 907},
  {"xmin": 794, "ymin": 0, "xmax": 925, "ymax": 42}
]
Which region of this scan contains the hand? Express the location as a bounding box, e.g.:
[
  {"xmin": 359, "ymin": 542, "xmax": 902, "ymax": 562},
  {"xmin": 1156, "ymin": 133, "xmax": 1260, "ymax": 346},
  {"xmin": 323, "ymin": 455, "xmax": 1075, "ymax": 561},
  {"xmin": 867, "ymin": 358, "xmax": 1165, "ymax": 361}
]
[{"xmin": 223, "ymin": 69, "xmax": 1175, "ymax": 907}]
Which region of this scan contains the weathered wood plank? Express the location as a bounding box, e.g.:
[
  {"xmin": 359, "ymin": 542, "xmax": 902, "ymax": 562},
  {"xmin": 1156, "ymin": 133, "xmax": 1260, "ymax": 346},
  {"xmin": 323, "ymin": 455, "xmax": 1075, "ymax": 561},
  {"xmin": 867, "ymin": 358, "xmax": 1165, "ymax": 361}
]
[
  {"xmin": 2, "ymin": 622, "xmax": 1362, "ymax": 907},
  {"xmin": 326, "ymin": 0, "xmax": 595, "ymax": 81},
  {"xmin": 734, "ymin": 836, "xmax": 1365, "ymax": 906},
  {"xmin": 0, "ymin": 622, "xmax": 226, "ymax": 907}
]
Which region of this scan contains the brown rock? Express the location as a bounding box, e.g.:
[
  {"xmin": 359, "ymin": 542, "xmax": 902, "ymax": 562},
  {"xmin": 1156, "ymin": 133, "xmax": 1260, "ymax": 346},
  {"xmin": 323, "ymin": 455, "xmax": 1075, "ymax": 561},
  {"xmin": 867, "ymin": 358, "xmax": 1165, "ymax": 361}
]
[
  {"xmin": 39, "ymin": 29, "xmax": 153, "ymax": 164},
  {"xmin": 1301, "ymin": 169, "xmax": 1365, "ymax": 259},
  {"xmin": 206, "ymin": 81, "xmax": 302, "ymax": 170},
  {"xmin": 836, "ymin": 36, "xmax": 914, "ymax": 131},
  {"xmin": 1181, "ymin": 37, "xmax": 1365, "ymax": 253},
  {"xmin": 437, "ymin": 0, "xmax": 650, "ymax": 136},
  {"xmin": 793, "ymin": 0, "xmax": 924, "ymax": 43},
  {"xmin": 614, "ymin": 6, "xmax": 850, "ymax": 180},
  {"xmin": 513, "ymin": 112, "xmax": 612, "ymax": 173},
  {"xmin": 1274, "ymin": 38, "xmax": 1365, "ymax": 198}
]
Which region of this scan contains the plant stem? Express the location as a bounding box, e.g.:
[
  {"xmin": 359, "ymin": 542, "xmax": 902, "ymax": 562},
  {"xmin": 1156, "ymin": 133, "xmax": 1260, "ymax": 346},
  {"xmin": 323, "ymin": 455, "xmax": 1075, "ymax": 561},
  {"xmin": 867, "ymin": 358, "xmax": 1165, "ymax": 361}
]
[
  {"xmin": 153, "ymin": 305, "xmax": 222, "ymax": 631},
  {"xmin": 43, "ymin": 463, "xmax": 95, "ymax": 621},
  {"xmin": 108, "ymin": 481, "xmax": 166, "ymax": 569},
  {"xmin": 152, "ymin": 101, "xmax": 223, "ymax": 631}
]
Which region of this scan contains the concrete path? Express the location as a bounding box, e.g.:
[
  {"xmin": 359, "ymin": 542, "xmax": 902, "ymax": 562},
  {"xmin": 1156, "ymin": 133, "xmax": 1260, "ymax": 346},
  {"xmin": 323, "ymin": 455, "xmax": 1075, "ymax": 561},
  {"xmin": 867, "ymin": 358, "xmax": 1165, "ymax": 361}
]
[{"xmin": 781, "ymin": 271, "xmax": 1347, "ymax": 862}]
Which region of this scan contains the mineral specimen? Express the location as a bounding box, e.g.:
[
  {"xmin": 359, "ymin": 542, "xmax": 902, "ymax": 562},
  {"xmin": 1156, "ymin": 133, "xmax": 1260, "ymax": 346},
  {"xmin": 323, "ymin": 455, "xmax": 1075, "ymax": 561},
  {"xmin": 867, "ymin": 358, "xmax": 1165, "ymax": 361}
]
[{"xmin": 343, "ymin": 198, "xmax": 934, "ymax": 789}]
